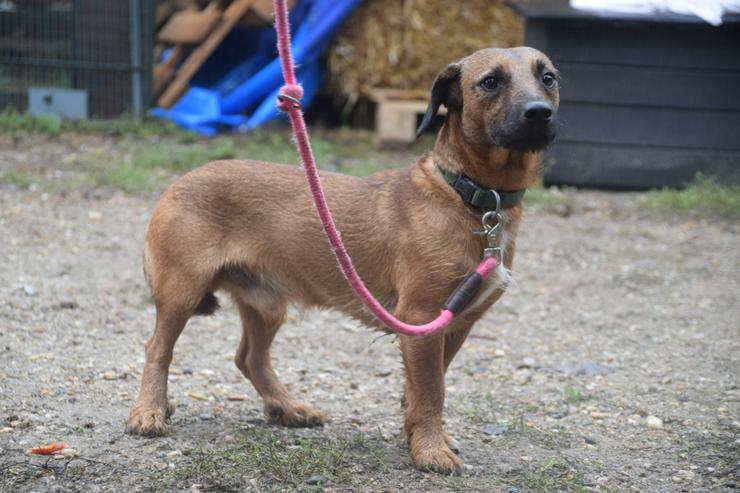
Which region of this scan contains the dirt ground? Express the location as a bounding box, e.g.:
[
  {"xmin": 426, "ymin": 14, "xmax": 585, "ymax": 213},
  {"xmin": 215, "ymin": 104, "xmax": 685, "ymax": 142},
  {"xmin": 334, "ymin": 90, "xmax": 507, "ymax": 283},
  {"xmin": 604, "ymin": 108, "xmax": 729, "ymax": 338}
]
[{"xmin": 1, "ymin": 133, "xmax": 738, "ymax": 492}]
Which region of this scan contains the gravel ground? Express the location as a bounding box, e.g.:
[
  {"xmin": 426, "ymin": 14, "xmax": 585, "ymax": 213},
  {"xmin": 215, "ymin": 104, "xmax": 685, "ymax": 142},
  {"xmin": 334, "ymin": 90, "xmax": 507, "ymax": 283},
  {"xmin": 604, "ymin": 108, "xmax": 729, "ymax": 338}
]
[{"xmin": 1, "ymin": 135, "xmax": 738, "ymax": 492}]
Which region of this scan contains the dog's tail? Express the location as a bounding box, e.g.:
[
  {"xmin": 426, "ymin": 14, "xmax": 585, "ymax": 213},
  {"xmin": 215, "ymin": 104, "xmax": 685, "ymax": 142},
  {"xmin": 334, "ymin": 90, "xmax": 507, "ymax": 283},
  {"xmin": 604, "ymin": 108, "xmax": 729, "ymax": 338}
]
[{"xmin": 194, "ymin": 293, "xmax": 220, "ymax": 316}]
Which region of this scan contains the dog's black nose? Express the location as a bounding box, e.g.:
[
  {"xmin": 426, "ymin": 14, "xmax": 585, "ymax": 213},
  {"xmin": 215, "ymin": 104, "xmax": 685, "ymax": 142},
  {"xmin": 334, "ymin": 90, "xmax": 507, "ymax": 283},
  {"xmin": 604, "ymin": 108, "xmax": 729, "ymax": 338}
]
[{"xmin": 523, "ymin": 101, "xmax": 553, "ymax": 122}]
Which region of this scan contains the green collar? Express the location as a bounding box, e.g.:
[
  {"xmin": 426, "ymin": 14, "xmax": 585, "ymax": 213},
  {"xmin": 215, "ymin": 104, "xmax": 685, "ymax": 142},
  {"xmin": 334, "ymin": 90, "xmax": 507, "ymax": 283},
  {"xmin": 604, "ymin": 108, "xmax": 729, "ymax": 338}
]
[{"xmin": 438, "ymin": 167, "xmax": 526, "ymax": 211}]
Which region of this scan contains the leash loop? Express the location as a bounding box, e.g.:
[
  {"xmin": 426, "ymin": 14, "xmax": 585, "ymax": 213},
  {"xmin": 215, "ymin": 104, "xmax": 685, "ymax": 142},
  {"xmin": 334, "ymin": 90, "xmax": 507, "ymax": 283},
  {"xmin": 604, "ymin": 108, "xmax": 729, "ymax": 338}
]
[
  {"xmin": 271, "ymin": 0, "xmax": 500, "ymax": 336},
  {"xmin": 277, "ymin": 84, "xmax": 304, "ymax": 112}
]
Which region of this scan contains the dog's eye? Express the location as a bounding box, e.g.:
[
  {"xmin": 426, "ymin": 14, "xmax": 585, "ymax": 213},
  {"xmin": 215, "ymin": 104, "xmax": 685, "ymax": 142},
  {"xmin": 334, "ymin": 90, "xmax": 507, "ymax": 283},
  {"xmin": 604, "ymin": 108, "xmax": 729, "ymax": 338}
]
[
  {"xmin": 480, "ymin": 76, "xmax": 499, "ymax": 92},
  {"xmin": 542, "ymin": 72, "xmax": 556, "ymax": 88}
]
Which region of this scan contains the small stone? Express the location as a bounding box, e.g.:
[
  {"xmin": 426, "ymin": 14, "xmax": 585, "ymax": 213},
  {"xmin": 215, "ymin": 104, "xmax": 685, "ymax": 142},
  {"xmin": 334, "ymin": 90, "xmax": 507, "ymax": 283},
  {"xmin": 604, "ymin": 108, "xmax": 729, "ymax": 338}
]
[
  {"xmin": 166, "ymin": 450, "xmax": 183, "ymax": 457},
  {"xmin": 482, "ymin": 424, "xmax": 507, "ymax": 436},
  {"xmin": 187, "ymin": 390, "xmax": 208, "ymax": 401},
  {"xmin": 590, "ymin": 411, "xmax": 609, "ymax": 420},
  {"xmin": 183, "ymin": 368, "xmax": 194, "ymax": 376},
  {"xmin": 23, "ymin": 285, "xmax": 38, "ymax": 297},
  {"xmin": 518, "ymin": 357, "xmax": 536, "ymax": 369},
  {"xmin": 520, "ymin": 455, "xmax": 533, "ymax": 462},
  {"xmin": 30, "ymin": 352, "xmax": 54, "ymax": 361},
  {"xmin": 584, "ymin": 436, "xmax": 597, "ymax": 445},
  {"xmin": 376, "ymin": 369, "xmax": 392, "ymax": 378},
  {"xmin": 579, "ymin": 362, "xmax": 613, "ymax": 377},
  {"xmin": 463, "ymin": 464, "xmax": 473, "ymax": 471},
  {"xmin": 0, "ymin": 427, "xmax": 12, "ymax": 433},
  {"xmin": 103, "ymin": 370, "xmax": 117, "ymax": 380},
  {"xmin": 494, "ymin": 349, "xmax": 506, "ymax": 358},
  {"xmin": 60, "ymin": 448, "xmax": 80, "ymax": 458},
  {"xmin": 87, "ymin": 210, "xmax": 102, "ymax": 220},
  {"xmin": 198, "ymin": 413, "xmax": 214, "ymax": 420},
  {"xmin": 305, "ymin": 475, "xmax": 330, "ymax": 486},
  {"xmin": 646, "ymin": 416, "xmax": 663, "ymax": 429},
  {"xmin": 226, "ymin": 394, "xmax": 246, "ymax": 401}
]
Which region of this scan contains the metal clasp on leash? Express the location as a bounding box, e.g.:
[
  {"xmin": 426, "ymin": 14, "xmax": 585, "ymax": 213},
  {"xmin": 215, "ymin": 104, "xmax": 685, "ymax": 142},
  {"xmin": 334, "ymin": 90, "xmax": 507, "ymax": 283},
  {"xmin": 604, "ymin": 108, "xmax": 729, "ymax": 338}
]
[
  {"xmin": 476, "ymin": 190, "xmax": 504, "ymax": 261},
  {"xmin": 277, "ymin": 93, "xmax": 303, "ymax": 110}
]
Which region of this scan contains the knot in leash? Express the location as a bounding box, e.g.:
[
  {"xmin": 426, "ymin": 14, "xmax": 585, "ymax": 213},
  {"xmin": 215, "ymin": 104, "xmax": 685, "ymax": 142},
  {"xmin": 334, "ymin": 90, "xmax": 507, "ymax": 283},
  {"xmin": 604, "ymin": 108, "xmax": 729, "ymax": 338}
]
[{"xmin": 277, "ymin": 84, "xmax": 303, "ymax": 112}]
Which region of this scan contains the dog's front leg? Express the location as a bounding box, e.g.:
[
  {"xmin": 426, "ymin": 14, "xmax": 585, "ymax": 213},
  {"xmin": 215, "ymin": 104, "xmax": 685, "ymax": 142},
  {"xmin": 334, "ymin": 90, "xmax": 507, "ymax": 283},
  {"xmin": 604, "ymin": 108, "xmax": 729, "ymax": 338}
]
[{"xmin": 398, "ymin": 308, "xmax": 464, "ymax": 474}]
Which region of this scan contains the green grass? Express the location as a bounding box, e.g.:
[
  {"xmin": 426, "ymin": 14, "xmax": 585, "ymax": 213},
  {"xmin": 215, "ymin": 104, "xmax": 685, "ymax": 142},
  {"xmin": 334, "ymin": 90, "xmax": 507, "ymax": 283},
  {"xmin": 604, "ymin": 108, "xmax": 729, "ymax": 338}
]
[
  {"xmin": 0, "ymin": 170, "xmax": 36, "ymax": 189},
  {"xmin": 0, "ymin": 109, "xmax": 61, "ymax": 135},
  {"xmin": 0, "ymin": 108, "xmax": 180, "ymax": 138},
  {"xmin": 564, "ymin": 384, "xmax": 583, "ymax": 403},
  {"xmin": 157, "ymin": 428, "xmax": 390, "ymax": 491},
  {"xmin": 523, "ymin": 458, "xmax": 587, "ymax": 493},
  {"xmin": 94, "ymin": 164, "xmax": 159, "ymax": 193},
  {"xmin": 523, "ymin": 181, "xmax": 570, "ymax": 209},
  {"xmin": 644, "ymin": 173, "xmax": 740, "ymax": 218}
]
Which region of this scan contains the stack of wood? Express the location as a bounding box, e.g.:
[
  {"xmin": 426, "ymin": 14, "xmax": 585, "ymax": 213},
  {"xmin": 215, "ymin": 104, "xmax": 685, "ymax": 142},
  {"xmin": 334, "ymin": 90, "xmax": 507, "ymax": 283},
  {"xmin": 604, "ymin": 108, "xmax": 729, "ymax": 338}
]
[{"xmin": 153, "ymin": 0, "xmax": 294, "ymax": 108}]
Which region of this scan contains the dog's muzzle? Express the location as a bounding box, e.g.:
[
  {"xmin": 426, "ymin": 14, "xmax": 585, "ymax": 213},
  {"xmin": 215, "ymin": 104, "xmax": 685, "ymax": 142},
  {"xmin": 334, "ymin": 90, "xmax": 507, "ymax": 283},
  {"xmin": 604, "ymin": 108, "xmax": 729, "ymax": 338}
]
[{"xmin": 493, "ymin": 100, "xmax": 557, "ymax": 151}]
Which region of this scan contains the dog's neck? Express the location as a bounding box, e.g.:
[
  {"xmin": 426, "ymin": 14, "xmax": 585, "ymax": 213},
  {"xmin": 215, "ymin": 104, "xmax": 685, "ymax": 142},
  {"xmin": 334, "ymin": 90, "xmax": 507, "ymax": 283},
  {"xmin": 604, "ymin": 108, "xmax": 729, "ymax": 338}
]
[{"xmin": 433, "ymin": 112, "xmax": 541, "ymax": 191}]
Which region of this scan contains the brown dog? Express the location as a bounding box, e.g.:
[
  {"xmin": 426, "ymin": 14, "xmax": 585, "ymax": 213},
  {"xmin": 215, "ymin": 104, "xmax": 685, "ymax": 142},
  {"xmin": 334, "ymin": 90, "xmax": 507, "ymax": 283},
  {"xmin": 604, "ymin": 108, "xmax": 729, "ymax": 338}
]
[{"xmin": 127, "ymin": 47, "xmax": 559, "ymax": 474}]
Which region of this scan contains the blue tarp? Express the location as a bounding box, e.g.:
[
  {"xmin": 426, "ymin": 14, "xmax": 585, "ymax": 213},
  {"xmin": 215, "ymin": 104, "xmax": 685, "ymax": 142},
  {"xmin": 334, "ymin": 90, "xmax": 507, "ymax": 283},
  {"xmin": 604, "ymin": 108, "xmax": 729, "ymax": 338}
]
[{"xmin": 152, "ymin": 0, "xmax": 361, "ymax": 136}]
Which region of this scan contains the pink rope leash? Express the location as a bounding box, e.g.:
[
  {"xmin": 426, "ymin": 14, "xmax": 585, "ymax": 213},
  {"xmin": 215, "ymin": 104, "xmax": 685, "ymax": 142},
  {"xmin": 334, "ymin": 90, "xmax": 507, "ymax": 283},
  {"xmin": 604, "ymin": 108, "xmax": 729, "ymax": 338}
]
[{"xmin": 272, "ymin": 0, "xmax": 497, "ymax": 336}]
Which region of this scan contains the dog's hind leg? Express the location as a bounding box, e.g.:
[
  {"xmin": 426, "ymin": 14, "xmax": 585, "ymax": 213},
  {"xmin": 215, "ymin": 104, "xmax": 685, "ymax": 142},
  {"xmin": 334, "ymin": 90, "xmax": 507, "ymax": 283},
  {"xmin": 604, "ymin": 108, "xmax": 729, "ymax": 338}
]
[{"xmin": 232, "ymin": 295, "xmax": 327, "ymax": 427}]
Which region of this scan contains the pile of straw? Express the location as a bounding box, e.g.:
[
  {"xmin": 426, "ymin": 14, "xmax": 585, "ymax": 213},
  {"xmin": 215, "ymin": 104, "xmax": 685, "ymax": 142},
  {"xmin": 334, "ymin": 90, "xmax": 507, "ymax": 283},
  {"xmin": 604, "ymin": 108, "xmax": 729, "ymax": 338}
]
[{"xmin": 326, "ymin": 0, "xmax": 523, "ymax": 97}]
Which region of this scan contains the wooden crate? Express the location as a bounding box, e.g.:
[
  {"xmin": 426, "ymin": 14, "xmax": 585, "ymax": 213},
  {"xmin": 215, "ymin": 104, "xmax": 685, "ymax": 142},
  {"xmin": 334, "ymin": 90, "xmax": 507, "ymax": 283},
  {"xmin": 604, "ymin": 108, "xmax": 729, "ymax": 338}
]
[{"xmin": 370, "ymin": 89, "xmax": 444, "ymax": 143}]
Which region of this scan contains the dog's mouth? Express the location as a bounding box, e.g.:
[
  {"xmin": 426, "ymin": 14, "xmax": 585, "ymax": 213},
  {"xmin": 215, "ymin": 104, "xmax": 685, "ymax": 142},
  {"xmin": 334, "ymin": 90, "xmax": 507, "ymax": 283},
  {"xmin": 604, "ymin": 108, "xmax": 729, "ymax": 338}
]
[{"xmin": 492, "ymin": 119, "xmax": 557, "ymax": 152}]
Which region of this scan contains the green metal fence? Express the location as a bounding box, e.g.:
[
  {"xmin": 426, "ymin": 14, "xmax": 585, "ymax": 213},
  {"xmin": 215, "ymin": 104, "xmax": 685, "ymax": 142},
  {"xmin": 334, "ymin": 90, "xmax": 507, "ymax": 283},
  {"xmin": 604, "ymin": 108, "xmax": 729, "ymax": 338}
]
[{"xmin": 0, "ymin": 0, "xmax": 154, "ymax": 119}]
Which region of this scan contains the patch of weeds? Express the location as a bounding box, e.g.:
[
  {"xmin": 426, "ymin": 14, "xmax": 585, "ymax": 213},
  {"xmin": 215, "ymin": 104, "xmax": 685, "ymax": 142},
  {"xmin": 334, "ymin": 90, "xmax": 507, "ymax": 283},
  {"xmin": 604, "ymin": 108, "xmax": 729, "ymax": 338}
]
[
  {"xmin": 1, "ymin": 170, "xmax": 36, "ymax": 189},
  {"xmin": 523, "ymin": 457, "xmax": 587, "ymax": 493},
  {"xmin": 644, "ymin": 173, "xmax": 740, "ymax": 218},
  {"xmin": 508, "ymin": 415, "xmax": 574, "ymax": 450},
  {"xmin": 0, "ymin": 109, "xmax": 61, "ymax": 135},
  {"xmin": 158, "ymin": 428, "xmax": 389, "ymax": 491},
  {"xmin": 94, "ymin": 163, "xmax": 158, "ymax": 193},
  {"xmin": 564, "ymin": 384, "xmax": 583, "ymax": 403},
  {"xmin": 67, "ymin": 116, "xmax": 181, "ymax": 138},
  {"xmin": 524, "ymin": 181, "xmax": 570, "ymax": 208},
  {"xmin": 133, "ymin": 137, "xmax": 236, "ymax": 171}
]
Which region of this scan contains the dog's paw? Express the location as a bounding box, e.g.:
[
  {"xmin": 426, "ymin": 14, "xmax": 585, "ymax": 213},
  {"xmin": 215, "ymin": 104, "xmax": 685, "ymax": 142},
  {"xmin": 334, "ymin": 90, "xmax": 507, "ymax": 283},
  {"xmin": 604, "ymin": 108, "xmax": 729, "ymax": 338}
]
[
  {"xmin": 413, "ymin": 446, "xmax": 464, "ymax": 475},
  {"xmin": 126, "ymin": 404, "xmax": 171, "ymax": 437},
  {"xmin": 265, "ymin": 400, "xmax": 328, "ymax": 428}
]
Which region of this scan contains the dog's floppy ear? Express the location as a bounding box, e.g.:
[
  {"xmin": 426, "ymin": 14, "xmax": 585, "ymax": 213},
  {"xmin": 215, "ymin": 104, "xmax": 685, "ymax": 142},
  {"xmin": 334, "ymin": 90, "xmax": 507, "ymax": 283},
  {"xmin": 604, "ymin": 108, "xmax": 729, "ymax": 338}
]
[{"xmin": 416, "ymin": 63, "xmax": 462, "ymax": 138}]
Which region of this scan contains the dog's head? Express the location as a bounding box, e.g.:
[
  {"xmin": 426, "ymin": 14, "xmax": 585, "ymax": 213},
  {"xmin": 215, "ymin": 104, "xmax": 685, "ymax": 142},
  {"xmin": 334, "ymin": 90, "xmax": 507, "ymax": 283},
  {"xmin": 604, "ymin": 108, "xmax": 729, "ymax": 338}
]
[{"xmin": 418, "ymin": 47, "xmax": 560, "ymax": 152}]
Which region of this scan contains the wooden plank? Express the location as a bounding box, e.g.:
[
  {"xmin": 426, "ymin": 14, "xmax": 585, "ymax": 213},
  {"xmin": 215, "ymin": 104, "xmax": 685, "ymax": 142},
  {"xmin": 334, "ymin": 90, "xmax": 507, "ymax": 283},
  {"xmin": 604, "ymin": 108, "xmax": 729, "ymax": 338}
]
[
  {"xmin": 158, "ymin": 10, "xmax": 222, "ymax": 44},
  {"xmin": 375, "ymin": 97, "xmax": 446, "ymax": 143},
  {"xmin": 545, "ymin": 21, "xmax": 740, "ymax": 71},
  {"xmin": 544, "ymin": 142, "xmax": 740, "ymax": 189},
  {"xmin": 157, "ymin": 0, "xmax": 256, "ymax": 108},
  {"xmin": 557, "ymin": 62, "xmax": 740, "ymax": 111},
  {"xmin": 558, "ymin": 103, "xmax": 740, "ymax": 151},
  {"xmin": 241, "ymin": 0, "xmax": 295, "ymax": 26}
]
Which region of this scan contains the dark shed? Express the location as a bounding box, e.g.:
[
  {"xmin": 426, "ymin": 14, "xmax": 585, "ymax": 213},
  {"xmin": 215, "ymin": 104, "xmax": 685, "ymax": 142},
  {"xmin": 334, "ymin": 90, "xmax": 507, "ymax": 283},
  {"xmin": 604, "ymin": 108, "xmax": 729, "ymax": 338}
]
[{"xmin": 509, "ymin": 0, "xmax": 740, "ymax": 189}]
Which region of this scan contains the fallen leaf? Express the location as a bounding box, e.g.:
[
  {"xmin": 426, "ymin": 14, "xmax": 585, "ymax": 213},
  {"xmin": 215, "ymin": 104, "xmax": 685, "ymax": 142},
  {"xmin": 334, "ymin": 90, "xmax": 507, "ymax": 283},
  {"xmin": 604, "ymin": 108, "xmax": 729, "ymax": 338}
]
[{"xmin": 30, "ymin": 442, "xmax": 65, "ymax": 455}]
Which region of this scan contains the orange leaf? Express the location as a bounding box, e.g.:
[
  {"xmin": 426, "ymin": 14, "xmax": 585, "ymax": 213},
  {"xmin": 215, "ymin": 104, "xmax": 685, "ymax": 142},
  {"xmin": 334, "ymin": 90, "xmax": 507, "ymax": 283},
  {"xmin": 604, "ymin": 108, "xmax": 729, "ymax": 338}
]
[{"xmin": 30, "ymin": 442, "xmax": 66, "ymax": 455}]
